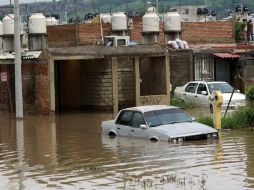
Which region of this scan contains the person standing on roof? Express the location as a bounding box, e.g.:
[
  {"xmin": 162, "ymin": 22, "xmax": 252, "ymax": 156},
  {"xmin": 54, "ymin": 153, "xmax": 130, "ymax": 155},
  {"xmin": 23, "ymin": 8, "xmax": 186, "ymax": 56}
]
[{"xmin": 247, "ymin": 20, "xmax": 253, "ymax": 42}]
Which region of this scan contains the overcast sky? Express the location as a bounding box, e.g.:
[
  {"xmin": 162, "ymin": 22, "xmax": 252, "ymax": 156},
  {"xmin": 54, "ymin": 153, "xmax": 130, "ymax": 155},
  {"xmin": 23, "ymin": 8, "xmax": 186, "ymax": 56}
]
[{"xmin": 0, "ymin": 0, "xmax": 53, "ymax": 6}]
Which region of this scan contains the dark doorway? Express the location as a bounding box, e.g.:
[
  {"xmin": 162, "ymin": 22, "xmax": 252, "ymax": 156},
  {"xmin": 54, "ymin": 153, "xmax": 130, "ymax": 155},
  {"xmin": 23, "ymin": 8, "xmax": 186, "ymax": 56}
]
[{"xmin": 55, "ymin": 60, "xmax": 81, "ymax": 112}]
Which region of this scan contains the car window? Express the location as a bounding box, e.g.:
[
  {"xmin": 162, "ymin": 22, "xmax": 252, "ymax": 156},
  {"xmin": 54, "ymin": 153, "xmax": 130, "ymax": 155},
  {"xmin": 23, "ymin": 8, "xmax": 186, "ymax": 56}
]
[
  {"xmin": 132, "ymin": 112, "xmax": 145, "ymax": 128},
  {"xmin": 185, "ymin": 83, "xmax": 198, "ymax": 93},
  {"xmin": 144, "ymin": 108, "xmax": 192, "ymax": 127},
  {"xmin": 197, "ymin": 83, "xmax": 208, "ymax": 95},
  {"xmin": 116, "ymin": 111, "xmax": 133, "ymax": 126},
  {"xmin": 208, "ymin": 83, "xmax": 234, "ymax": 93}
]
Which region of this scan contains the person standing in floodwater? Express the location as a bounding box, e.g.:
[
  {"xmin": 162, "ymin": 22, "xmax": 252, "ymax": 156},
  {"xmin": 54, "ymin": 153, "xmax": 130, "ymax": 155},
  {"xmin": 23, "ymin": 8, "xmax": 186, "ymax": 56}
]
[{"xmin": 247, "ymin": 20, "xmax": 254, "ymax": 42}]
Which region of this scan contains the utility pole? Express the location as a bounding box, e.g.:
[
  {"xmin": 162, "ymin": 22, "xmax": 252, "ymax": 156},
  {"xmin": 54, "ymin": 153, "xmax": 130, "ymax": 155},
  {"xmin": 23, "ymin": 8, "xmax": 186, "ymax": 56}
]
[
  {"xmin": 14, "ymin": 0, "xmax": 24, "ymax": 119},
  {"xmin": 156, "ymin": 0, "xmax": 159, "ymax": 13}
]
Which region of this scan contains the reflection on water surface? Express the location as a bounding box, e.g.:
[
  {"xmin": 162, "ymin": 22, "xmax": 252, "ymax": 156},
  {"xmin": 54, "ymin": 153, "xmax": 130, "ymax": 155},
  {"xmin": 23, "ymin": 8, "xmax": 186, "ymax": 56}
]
[{"xmin": 0, "ymin": 112, "xmax": 253, "ymax": 190}]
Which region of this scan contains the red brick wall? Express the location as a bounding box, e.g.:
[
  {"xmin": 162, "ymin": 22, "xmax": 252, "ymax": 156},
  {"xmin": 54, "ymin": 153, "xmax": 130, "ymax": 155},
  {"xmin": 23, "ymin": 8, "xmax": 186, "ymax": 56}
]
[
  {"xmin": 181, "ymin": 21, "xmax": 234, "ymax": 44},
  {"xmin": 79, "ymin": 23, "xmax": 111, "ymax": 45},
  {"xmin": 0, "ymin": 61, "xmax": 49, "ymax": 114},
  {"xmin": 22, "ymin": 61, "xmax": 49, "ymax": 113},
  {"xmin": 0, "ymin": 65, "xmax": 13, "ymax": 112},
  {"xmin": 47, "ymin": 24, "xmax": 77, "ymax": 47},
  {"xmin": 47, "ymin": 21, "xmax": 234, "ymax": 46}
]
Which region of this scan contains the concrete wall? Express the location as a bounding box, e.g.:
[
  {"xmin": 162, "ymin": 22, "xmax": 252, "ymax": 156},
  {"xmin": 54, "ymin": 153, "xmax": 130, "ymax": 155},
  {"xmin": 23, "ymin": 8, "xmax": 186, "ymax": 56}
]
[
  {"xmin": 79, "ymin": 58, "xmax": 135, "ymax": 110},
  {"xmin": 80, "ymin": 59, "xmax": 113, "ymax": 110}
]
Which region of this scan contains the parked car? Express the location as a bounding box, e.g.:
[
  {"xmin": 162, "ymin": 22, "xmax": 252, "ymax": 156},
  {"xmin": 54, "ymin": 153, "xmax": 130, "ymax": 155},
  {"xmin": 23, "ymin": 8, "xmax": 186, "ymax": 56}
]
[
  {"xmin": 174, "ymin": 81, "xmax": 246, "ymax": 112},
  {"xmin": 101, "ymin": 105, "xmax": 218, "ymax": 142}
]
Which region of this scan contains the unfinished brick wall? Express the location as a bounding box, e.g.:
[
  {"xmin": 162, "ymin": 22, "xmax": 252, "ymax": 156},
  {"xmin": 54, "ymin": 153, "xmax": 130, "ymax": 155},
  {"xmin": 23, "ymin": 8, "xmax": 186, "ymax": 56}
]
[
  {"xmin": 181, "ymin": 21, "xmax": 234, "ymax": 44},
  {"xmin": 47, "ymin": 21, "xmax": 234, "ymax": 46},
  {"xmin": 47, "ymin": 24, "xmax": 77, "ymax": 47},
  {"xmin": 0, "ymin": 64, "xmax": 14, "ymax": 112},
  {"xmin": 0, "ymin": 61, "xmax": 49, "ymax": 114},
  {"xmin": 22, "ymin": 60, "xmax": 49, "ymax": 113},
  {"xmin": 79, "ymin": 23, "xmax": 111, "ymax": 45}
]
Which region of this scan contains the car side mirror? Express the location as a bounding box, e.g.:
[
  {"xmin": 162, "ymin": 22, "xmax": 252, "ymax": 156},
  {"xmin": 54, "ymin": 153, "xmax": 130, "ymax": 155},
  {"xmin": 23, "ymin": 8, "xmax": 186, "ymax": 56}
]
[
  {"xmin": 140, "ymin": 124, "xmax": 147, "ymax": 129},
  {"xmin": 236, "ymin": 89, "xmax": 240, "ymax": 93},
  {"xmin": 201, "ymin": 91, "xmax": 208, "ymax": 95},
  {"xmin": 191, "ymin": 117, "xmax": 196, "ymax": 122}
]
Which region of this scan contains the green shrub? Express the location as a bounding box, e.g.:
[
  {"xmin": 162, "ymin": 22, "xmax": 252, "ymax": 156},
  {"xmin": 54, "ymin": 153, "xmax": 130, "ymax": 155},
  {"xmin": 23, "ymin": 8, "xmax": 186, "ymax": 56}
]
[
  {"xmin": 235, "ymin": 21, "xmax": 246, "ymax": 42},
  {"xmin": 197, "ymin": 117, "xmax": 213, "ymax": 127},
  {"xmin": 246, "ymin": 85, "xmax": 254, "ymax": 101},
  {"xmin": 170, "ymin": 97, "xmax": 195, "ymax": 109},
  {"xmin": 198, "ymin": 107, "xmax": 254, "ymax": 129}
]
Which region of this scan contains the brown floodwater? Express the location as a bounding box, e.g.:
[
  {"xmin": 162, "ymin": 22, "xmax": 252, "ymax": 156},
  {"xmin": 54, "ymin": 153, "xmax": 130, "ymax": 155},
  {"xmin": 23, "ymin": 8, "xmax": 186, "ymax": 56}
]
[{"xmin": 0, "ymin": 111, "xmax": 254, "ymax": 190}]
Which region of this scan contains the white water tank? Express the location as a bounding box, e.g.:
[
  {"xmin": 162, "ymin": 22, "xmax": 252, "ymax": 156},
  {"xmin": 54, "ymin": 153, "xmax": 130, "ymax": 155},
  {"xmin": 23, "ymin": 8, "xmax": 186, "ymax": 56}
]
[
  {"xmin": 111, "ymin": 12, "xmax": 127, "ymax": 31},
  {"xmin": 2, "ymin": 14, "xmax": 14, "ymax": 35},
  {"xmin": 46, "ymin": 17, "xmax": 59, "ymax": 26},
  {"xmin": 100, "ymin": 13, "xmax": 112, "ymax": 23},
  {"xmin": 147, "ymin": 7, "xmax": 156, "ymax": 13},
  {"xmin": 29, "ymin": 13, "xmax": 46, "ymax": 34},
  {"xmin": 143, "ymin": 12, "xmax": 160, "ymax": 32},
  {"xmin": 164, "ymin": 11, "xmax": 181, "ymax": 32}
]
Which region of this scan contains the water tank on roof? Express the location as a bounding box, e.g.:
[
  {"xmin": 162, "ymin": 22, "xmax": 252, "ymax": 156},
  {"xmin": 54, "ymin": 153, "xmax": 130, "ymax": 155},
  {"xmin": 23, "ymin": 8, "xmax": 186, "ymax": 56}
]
[
  {"xmin": 46, "ymin": 17, "xmax": 59, "ymax": 26},
  {"xmin": 2, "ymin": 14, "xmax": 14, "ymax": 35},
  {"xmin": 29, "ymin": 13, "xmax": 46, "ymax": 34},
  {"xmin": 143, "ymin": 12, "xmax": 160, "ymax": 32},
  {"xmin": 111, "ymin": 12, "xmax": 127, "ymax": 31},
  {"xmin": 164, "ymin": 11, "xmax": 181, "ymax": 32},
  {"xmin": 100, "ymin": 13, "xmax": 111, "ymax": 23},
  {"xmin": 147, "ymin": 7, "xmax": 156, "ymax": 13}
]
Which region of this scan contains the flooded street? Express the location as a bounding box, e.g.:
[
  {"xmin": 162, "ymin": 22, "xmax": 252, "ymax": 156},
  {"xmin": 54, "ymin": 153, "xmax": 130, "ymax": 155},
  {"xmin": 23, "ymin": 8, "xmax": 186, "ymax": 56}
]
[{"xmin": 0, "ymin": 112, "xmax": 254, "ymax": 190}]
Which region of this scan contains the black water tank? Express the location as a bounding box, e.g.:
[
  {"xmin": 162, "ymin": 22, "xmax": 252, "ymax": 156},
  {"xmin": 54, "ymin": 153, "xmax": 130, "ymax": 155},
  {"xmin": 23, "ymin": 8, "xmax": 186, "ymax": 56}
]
[
  {"xmin": 202, "ymin": 8, "xmax": 209, "ymax": 15},
  {"xmin": 235, "ymin": 5, "xmax": 241, "ymax": 12},
  {"xmin": 197, "ymin": 8, "xmax": 202, "ymax": 15}
]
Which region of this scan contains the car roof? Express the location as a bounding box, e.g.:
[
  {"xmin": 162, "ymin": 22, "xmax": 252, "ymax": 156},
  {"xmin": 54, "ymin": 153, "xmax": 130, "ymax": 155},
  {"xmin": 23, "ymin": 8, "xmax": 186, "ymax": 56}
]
[
  {"xmin": 189, "ymin": 81, "xmax": 227, "ymax": 84},
  {"xmin": 122, "ymin": 105, "xmax": 179, "ymax": 113}
]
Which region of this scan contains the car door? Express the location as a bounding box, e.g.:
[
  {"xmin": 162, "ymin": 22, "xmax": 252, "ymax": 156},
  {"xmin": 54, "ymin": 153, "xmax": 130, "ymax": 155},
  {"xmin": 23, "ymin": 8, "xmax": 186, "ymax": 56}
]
[
  {"xmin": 182, "ymin": 82, "xmax": 199, "ymax": 104},
  {"xmin": 130, "ymin": 112, "xmax": 148, "ymax": 139},
  {"xmin": 115, "ymin": 111, "xmax": 133, "ymax": 137},
  {"xmin": 194, "ymin": 83, "xmax": 210, "ymax": 107}
]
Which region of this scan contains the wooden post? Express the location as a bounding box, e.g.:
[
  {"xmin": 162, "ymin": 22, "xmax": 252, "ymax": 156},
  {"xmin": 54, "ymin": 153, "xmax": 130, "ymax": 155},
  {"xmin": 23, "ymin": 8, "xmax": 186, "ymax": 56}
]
[
  {"xmin": 112, "ymin": 57, "xmax": 118, "ymax": 117},
  {"xmin": 135, "ymin": 57, "xmax": 140, "ymax": 106},
  {"xmin": 165, "ymin": 55, "xmax": 171, "ymax": 104},
  {"xmin": 49, "ymin": 57, "xmax": 55, "ymax": 113}
]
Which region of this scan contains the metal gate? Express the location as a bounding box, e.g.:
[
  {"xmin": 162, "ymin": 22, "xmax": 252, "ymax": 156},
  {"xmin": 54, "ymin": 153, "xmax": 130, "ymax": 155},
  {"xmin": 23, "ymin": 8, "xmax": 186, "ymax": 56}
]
[{"xmin": 194, "ymin": 54, "xmax": 214, "ymax": 81}]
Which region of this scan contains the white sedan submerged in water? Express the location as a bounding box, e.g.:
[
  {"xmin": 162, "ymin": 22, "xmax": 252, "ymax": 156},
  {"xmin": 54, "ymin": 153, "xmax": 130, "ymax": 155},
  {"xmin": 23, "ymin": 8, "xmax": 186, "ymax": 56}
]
[{"xmin": 101, "ymin": 105, "xmax": 218, "ymax": 142}]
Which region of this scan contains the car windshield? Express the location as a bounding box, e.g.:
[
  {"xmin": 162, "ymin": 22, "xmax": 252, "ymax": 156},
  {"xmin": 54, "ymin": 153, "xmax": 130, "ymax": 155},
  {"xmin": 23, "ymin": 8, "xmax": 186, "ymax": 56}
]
[
  {"xmin": 144, "ymin": 108, "xmax": 193, "ymax": 127},
  {"xmin": 208, "ymin": 83, "xmax": 234, "ymax": 93}
]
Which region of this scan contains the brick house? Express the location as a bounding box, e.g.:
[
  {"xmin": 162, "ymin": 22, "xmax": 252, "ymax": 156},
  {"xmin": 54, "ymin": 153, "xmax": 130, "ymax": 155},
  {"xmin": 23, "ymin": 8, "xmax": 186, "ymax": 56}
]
[{"xmin": 1, "ymin": 18, "xmax": 254, "ymax": 114}]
